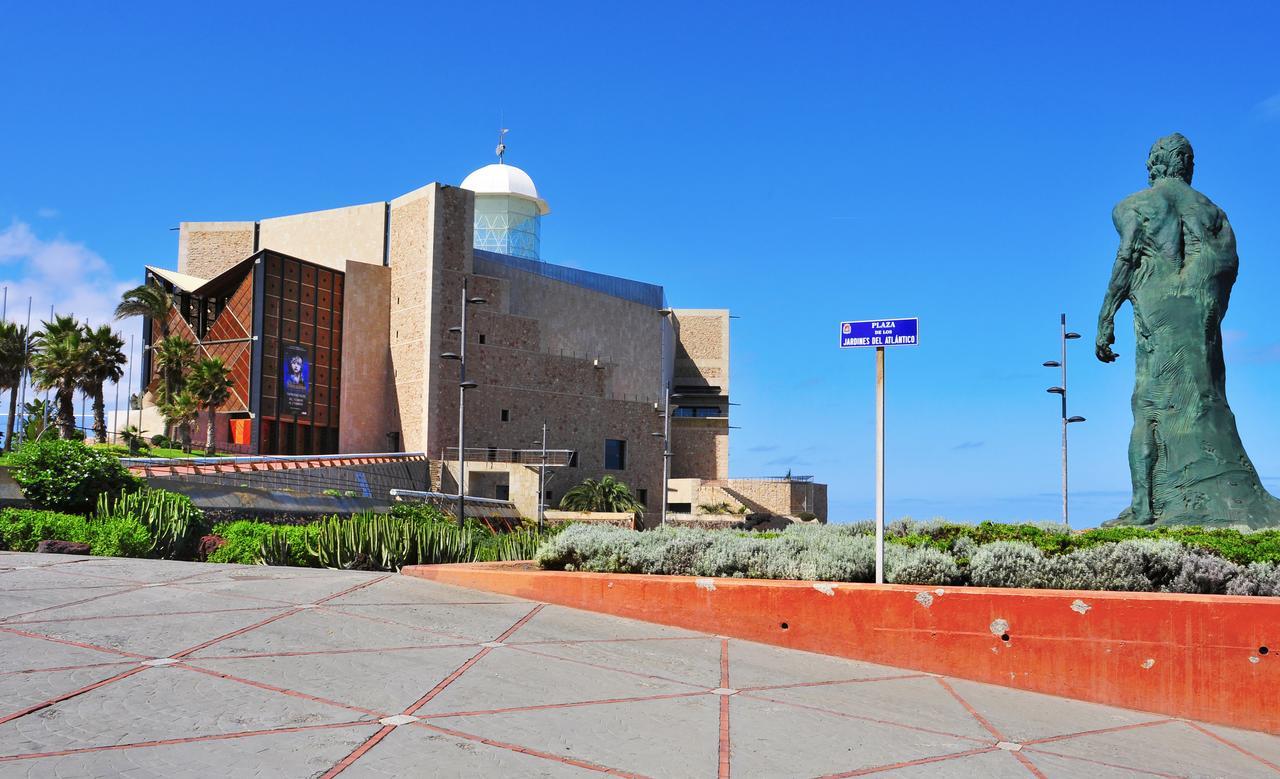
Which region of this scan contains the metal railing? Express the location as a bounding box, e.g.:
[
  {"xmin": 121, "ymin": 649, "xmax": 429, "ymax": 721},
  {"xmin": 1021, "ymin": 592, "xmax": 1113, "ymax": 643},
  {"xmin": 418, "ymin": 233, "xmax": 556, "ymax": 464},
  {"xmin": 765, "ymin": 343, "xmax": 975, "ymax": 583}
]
[
  {"xmin": 390, "ymin": 489, "xmax": 522, "ymax": 520},
  {"xmin": 126, "ymin": 452, "xmax": 431, "ymax": 499},
  {"xmin": 443, "ymin": 447, "xmax": 575, "ymax": 467}
]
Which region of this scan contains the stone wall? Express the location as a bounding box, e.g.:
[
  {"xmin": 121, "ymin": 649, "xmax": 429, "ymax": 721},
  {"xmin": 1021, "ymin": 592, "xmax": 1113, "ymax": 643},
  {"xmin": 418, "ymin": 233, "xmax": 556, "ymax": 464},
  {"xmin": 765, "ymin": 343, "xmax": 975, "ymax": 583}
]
[
  {"xmin": 339, "ymin": 261, "xmax": 395, "ymax": 452},
  {"xmin": 258, "ymin": 202, "xmax": 386, "ymax": 270},
  {"xmin": 670, "ymin": 421, "xmax": 728, "ymax": 480},
  {"xmin": 672, "ymin": 309, "xmax": 730, "ymax": 394},
  {"xmin": 177, "ymin": 222, "xmax": 255, "ymax": 279}
]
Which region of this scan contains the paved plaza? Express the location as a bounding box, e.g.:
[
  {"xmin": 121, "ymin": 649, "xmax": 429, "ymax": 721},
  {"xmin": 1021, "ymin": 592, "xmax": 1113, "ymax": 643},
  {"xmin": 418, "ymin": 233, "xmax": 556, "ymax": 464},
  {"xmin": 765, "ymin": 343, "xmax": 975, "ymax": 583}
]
[{"xmin": 1, "ymin": 551, "xmax": 1277, "ymax": 778}]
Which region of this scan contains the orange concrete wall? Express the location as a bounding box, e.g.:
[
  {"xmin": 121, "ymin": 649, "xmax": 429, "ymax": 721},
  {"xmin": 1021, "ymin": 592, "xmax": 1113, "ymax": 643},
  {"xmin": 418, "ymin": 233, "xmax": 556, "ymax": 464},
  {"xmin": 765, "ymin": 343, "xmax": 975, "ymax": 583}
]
[{"xmin": 402, "ymin": 564, "xmax": 1280, "ymax": 735}]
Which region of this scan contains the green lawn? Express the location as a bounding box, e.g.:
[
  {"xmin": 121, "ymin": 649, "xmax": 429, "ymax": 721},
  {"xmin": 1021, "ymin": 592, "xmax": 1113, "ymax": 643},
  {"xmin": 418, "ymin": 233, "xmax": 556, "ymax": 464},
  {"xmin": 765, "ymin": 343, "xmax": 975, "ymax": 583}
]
[{"xmin": 0, "ymin": 443, "xmax": 230, "ymax": 467}]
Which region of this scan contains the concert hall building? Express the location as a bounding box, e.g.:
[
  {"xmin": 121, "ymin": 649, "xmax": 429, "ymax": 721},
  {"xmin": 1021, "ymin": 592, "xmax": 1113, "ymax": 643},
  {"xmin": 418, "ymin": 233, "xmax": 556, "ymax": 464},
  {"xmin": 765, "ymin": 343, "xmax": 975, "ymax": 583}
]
[{"xmin": 138, "ymin": 156, "xmax": 826, "ymax": 520}]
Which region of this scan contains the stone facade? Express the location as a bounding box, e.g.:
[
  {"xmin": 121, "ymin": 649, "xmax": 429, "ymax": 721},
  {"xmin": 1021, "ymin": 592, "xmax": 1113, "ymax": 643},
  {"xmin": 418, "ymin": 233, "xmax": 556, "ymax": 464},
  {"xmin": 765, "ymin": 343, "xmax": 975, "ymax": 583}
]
[{"xmin": 177, "ymin": 222, "xmax": 255, "ymax": 279}]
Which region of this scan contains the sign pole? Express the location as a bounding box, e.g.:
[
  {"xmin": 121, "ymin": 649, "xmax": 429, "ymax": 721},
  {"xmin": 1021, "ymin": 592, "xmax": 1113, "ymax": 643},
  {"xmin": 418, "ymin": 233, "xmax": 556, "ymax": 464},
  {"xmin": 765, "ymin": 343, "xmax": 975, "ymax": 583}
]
[{"xmin": 875, "ymin": 346, "xmax": 885, "ymax": 585}]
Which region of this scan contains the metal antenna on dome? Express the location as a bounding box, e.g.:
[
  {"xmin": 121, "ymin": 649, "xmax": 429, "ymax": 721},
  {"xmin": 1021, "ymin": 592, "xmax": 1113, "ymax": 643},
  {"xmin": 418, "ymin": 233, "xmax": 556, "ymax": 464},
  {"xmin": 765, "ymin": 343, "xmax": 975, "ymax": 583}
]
[{"xmin": 495, "ymin": 127, "xmax": 508, "ymax": 164}]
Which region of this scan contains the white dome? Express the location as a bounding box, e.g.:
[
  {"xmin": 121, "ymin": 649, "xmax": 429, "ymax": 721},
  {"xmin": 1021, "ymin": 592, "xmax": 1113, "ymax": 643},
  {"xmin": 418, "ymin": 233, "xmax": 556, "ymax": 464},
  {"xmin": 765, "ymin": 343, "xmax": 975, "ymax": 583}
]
[{"xmin": 460, "ymin": 163, "xmax": 550, "ymax": 215}]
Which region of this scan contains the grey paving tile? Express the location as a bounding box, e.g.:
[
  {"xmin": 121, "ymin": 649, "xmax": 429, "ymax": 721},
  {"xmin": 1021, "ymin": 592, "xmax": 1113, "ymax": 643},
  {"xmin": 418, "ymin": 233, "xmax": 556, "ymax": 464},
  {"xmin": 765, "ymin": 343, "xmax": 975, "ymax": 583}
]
[
  {"xmin": 1021, "ymin": 748, "xmax": 1161, "ymax": 778},
  {"xmin": 324, "ymin": 601, "xmax": 539, "ymax": 643},
  {"xmin": 0, "ymin": 665, "xmax": 368, "ymax": 757},
  {"xmin": 1026, "ymin": 719, "xmax": 1274, "ymax": 778},
  {"xmin": 186, "ymin": 606, "xmax": 475, "ymax": 656},
  {"xmin": 0, "ymin": 585, "xmax": 137, "ymax": 621},
  {"xmin": 743, "ymin": 675, "xmax": 995, "ymax": 742},
  {"xmin": 2, "ymin": 584, "xmax": 281, "ymax": 624},
  {"xmin": 944, "ymin": 676, "xmax": 1167, "ymax": 743},
  {"xmin": 173, "ymin": 569, "xmax": 383, "ymax": 605},
  {"xmin": 432, "ymin": 693, "xmax": 721, "ymax": 778},
  {"xmin": 506, "ymin": 603, "xmax": 706, "ymax": 644},
  {"xmin": 343, "ymin": 721, "xmax": 598, "ymax": 778},
  {"xmin": 1201, "ymin": 723, "xmax": 1280, "ymax": 768},
  {"xmin": 325, "ymin": 575, "xmax": 529, "ymax": 606},
  {"xmin": 879, "ymin": 747, "xmax": 1030, "ymax": 777},
  {"xmin": 0, "ymin": 630, "xmax": 129, "ymax": 673},
  {"xmin": 513, "ymin": 634, "xmax": 724, "ymax": 689},
  {"xmin": 0, "ymin": 722, "xmax": 380, "ymax": 778},
  {"xmin": 0, "ymin": 665, "xmax": 135, "ymax": 719},
  {"xmin": 188, "ymin": 644, "xmax": 482, "ymax": 714},
  {"xmin": 14, "ymin": 608, "xmax": 293, "ymax": 659},
  {"xmin": 726, "ymin": 638, "xmax": 916, "ymax": 690},
  {"xmin": 730, "ymin": 693, "xmax": 983, "ymax": 778},
  {"xmin": 417, "ymin": 644, "xmax": 703, "ymax": 715}
]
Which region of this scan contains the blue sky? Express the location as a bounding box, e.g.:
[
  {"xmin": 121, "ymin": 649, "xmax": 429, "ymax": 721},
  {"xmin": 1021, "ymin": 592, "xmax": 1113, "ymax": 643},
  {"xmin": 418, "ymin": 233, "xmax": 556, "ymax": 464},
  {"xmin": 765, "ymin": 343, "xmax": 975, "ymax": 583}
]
[{"xmin": 4, "ymin": 2, "xmax": 1280, "ymax": 526}]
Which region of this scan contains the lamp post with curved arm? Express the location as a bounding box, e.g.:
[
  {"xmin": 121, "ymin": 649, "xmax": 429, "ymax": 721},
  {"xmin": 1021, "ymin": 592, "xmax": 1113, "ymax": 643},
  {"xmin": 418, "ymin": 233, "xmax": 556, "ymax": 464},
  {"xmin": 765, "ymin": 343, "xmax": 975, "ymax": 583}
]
[{"xmin": 1044, "ymin": 313, "xmax": 1085, "ymax": 527}]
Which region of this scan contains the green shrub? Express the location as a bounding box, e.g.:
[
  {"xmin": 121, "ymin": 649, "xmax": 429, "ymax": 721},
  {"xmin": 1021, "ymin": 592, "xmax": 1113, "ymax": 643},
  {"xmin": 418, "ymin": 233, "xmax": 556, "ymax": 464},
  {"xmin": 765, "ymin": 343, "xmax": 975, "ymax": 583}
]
[
  {"xmin": 208, "ymin": 521, "xmax": 318, "ymax": 567},
  {"xmin": 0, "ymin": 508, "xmax": 150, "ymax": 557},
  {"xmin": 10, "ymin": 440, "xmax": 141, "ymax": 513},
  {"xmin": 95, "ymin": 488, "xmax": 204, "ymax": 559}
]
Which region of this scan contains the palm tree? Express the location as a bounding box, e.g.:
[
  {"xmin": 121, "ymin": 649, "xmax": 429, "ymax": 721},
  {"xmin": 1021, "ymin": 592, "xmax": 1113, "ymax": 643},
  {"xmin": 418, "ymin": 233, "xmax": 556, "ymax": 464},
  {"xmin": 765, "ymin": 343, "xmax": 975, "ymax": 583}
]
[
  {"xmin": 31, "ymin": 316, "xmax": 87, "ymax": 439},
  {"xmin": 151, "ymin": 335, "xmax": 195, "ymax": 405},
  {"xmin": 188, "ymin": 357, "xmax": 233, "ymax": 454},
  {"xmin": 160, "ymin": 390, "xmax": 199, "ymax": 453},
  {"xmin": 20, "ymin": 399, "xmax": 55, "ymax": 442},
  {"xmin": 79, "ymin": 324, "xmax": 127, "ymax": 443},
  {"xmin": 115, "ymin": 280, "xmax": 174, "ymax": 337},
  {"xmin": 559, "ymin": 475, "xmax": 645, "ymax": 514},
  {"xmin": 0, "ymin": 322, "xmax": 33, "ymax": 452}
]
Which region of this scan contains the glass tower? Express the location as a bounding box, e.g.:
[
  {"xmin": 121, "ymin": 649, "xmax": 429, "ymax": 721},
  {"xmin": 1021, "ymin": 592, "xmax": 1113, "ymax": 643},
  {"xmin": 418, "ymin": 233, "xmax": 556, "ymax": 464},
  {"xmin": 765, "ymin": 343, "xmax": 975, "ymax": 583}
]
[{"xmin": 473, "ymin": 194, "xmax": 542, "ymax": 260}]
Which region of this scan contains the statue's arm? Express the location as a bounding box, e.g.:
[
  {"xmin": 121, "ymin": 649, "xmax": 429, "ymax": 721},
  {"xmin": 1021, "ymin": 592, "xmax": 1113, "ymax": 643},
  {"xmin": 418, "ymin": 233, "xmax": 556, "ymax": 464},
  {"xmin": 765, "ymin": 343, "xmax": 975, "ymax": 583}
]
[{"xmin": 1096, "ymin": 203, "xmax": 1140, "ymax": 363}]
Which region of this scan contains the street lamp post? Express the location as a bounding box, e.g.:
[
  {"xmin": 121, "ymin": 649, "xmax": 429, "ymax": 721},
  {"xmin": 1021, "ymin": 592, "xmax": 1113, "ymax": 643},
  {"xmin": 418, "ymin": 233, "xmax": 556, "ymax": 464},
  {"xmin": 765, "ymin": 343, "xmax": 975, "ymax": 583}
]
[
  {"xmin": 1043, "ymin": 313, "xmax": 1085, "ymax": 527},
  {"xmin": 441, "ymin": 277, "xmax": 486, "ymax": 528},
  {"xmin": 650, "ymin": 384, "xmax": 674, "ymax": 525}
]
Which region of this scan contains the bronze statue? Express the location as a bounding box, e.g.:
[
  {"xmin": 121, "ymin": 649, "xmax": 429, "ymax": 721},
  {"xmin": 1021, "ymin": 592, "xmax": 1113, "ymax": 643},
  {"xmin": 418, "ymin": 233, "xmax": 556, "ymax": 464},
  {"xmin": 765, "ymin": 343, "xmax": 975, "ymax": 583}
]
[{"xmin": 1096, "ymin": 133, "xmax": 1280, "ymax": 528}]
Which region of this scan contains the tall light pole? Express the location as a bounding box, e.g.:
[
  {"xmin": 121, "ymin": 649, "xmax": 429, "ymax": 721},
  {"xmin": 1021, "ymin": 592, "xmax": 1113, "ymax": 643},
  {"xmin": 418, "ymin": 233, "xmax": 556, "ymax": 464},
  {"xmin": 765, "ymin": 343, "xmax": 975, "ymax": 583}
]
[
  {"xmin": 650, "ymin": 384, "xmax": 674, "ymax": 525},
  {"xmin": 441, "ymin": 277, "xmax": 486, "ymax": 528},
  {"xmin": 1044, "ymin": 313, "xmax": 1085, "ymax": 527},
  {"xmin": 537, "ymin": 421, "xmax": 548, "ymax": 532}
]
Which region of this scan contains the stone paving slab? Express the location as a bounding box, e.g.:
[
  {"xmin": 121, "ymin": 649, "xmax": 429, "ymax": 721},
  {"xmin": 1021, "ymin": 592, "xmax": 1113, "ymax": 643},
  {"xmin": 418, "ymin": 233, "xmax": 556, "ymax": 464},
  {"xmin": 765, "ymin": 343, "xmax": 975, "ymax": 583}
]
[{"xmin": 1, "ymin": 550, "xmax": 1278, "ymax": 778}]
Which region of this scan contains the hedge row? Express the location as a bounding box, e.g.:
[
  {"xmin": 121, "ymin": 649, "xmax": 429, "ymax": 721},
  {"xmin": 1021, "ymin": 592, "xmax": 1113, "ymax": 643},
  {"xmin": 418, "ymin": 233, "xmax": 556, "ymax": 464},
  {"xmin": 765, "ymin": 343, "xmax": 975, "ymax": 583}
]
[{"xmin": 535, "ymin": 523, "xmax": 1280, "ymax": 596}]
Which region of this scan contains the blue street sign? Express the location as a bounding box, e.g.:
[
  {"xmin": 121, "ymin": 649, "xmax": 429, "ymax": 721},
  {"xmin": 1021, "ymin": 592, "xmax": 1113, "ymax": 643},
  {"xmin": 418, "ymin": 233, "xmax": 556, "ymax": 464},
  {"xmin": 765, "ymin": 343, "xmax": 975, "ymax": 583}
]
[{"xmin": 839, "ymin": 318, "xmax": 919, "ymax": 348}]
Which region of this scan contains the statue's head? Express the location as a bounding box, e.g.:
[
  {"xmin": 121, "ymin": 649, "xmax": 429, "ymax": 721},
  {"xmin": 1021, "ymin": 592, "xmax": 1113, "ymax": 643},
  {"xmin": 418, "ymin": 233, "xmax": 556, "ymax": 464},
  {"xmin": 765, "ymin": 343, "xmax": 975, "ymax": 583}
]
[{"xmin": 1147, "ymin": 133, "xmax": 1194, "ymax": 185}]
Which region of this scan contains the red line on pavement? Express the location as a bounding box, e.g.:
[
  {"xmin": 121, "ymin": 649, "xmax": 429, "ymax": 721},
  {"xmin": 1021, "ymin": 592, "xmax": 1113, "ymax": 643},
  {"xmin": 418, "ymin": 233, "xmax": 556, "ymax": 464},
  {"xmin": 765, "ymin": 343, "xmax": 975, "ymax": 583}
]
[
  {"xmin": 0, "ymin": 625, "xmax": 152, "ymax": 659},
  {"xmin": 817, "ymin": 746, "xmax": 999, "ymax": 778},
  {"xmin": 506, "ymin": 644, "xmax": 709, "ymax": 690},
  {"xmin": 0, "ymin": 659, "xmax": 134, "ymax": 678},
  {"xmin": 0, "ymin": 719, "xmax": 373, "ymax": 763},
  {"xmin": 1023, "ymin": 717, "xmax": 1177, "ymax": 746},
  {"xmin": 318, "ymin": 602, "xmax": 547, "ymax": 777},
  {"xmin": 1020, "ymin": 746, "xmax": 1184, "ymax": 778},
  {"xmin": 3, "ymin": 584, "xmax": 144, "ymax": 621},
  {"xmin": 934, "ymin": 677, "xmax": 1008, "ymax": 741},
  {"xmin": 169, "ymin": 609, "xmax": 304, "ymax": 659},
  {"xmin": 507, "ymin": 635, "xmax": 712, "ymax": 647},
  {"xmin": 0, "ymin": 666, "xmax": 147, "ymax": 726},
  {"xmin": 738, "ymin": 693, "xmax": 992, "ymax": 745},
  {"xmin": 423, "ymin": 690, "xmax": 710, "ymax": 720},
  {"xmin": 1181, "ymin": 720, "xmax": 1280, "ymax": 773},
  {"xmin": 320, "ymin": 724, "xmax": 396, "ymax": 778},
  {"xmin": 737, "ymin": 673, "xmax": 930, "ymax": 693},
  {"xmin": 1011, "ymin": 750, "xmax": 1048, "ymax": 778},
  {"xmin": 416, "ymin": 721, "xmax": 652, "ymax": 778},
  {"xmin": 192, "ymin": 642, "xmax": 479, "ymax": 661},
  {"xmin": 314, "ymin": 574, "xmax": 393, "ymax": 605},
  {"xmin": 177, "ymin": 663, "xmax": 388, "ymax": 718},
  {"xmin": 7, "ymin": 604, "xmax": 281, "ymax": 627},
  {"xmin": 318, "ymin": 605, "xmax": 478, "ymax": 643},
  {"xmin": 719, "ymin": 639, "xmax": 731, "ymax": 779},
  {"xmin": 494, "ymin": 602, "xmax": 546, "ymax": 642}
]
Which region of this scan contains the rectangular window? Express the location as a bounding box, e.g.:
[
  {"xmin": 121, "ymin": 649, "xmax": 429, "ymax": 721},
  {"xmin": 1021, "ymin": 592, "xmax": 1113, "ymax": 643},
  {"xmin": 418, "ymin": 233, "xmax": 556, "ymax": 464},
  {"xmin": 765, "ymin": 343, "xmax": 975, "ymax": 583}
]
[
  {"xmin": 495, "ymin": 484, "xmax": 510, "ymax": 501},
  {"xmin": 604, "ymin": 439, "xmax": 627, "ymax": 470},
  {"xmin": 637, "ymin": 488, "xmax": 648, "ymax": 507},
  {"xmin": 568, "ymin": 450, "xmax": 579, "ymax": 468},
  {"xmin": 479, "ymin": 333, "xmax": 486, "ymax": 344},
  {"xmin": 501, "ymin": 409, "xmax": 510, "ymax": 422}
]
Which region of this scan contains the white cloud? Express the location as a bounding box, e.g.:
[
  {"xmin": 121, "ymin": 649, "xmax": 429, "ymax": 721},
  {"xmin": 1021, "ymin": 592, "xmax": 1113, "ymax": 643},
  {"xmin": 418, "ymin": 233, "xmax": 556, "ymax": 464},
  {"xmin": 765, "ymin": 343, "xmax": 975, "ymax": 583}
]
[
  {"xmin": 1257, "ymin": 92, "xmax": 1280, "ymax": 120},
  {"xmin": 0, "ymin": 220, "xmax": 143, "ymax": 426},
  {"xmin": 0, "ymin": 219, "xmax": 131, "ymax": 328}
]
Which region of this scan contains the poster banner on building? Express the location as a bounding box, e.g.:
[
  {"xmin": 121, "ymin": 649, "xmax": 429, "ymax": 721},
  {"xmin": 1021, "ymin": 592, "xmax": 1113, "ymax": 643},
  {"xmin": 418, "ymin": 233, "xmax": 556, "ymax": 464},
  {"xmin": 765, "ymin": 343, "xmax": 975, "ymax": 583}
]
[{"xmin": 282, "ymin": 344, "xmax": 310, "ymax": 416}]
